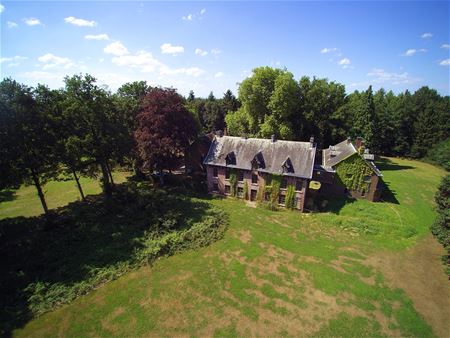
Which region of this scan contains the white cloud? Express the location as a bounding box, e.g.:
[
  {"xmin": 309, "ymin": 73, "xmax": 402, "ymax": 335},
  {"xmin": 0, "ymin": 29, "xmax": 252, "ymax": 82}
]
[
  {"xmin": 104, "ymin": 41, "xmax": 129, "ymax": 56},
  {"xmin": 85, "ymin": 34, "xmax": 109, "ymax": 41},
  {"xmin": 195, "ymin": 48, "xmax": 208, "ymax": 56},
  {"xmin": 20, "ymin": 71, "xmax": 61, "ymax": 82},
  {"xmin": 211, "ymin": 48, "xmax": 221, "ymax": 55},
  {"xmin": 160, "ymin": 43, "xmax": 184, "ymax": 55},
  {"xmin": 108, "ymin": 42, "xmax": 204, "ymax": 77},
  {"xmin": 0, "ymin": 4, "xmax": 4, "ymax": 13},
  {"xmin": 160, "ymin": 66, "xmax": 204, "ymax": 77},
  {"xmin": 112, "ymin": 51, "xmax": 162, "ymax": 73},
  {"xmin": 402, "ymin": 48, "xmax": 427, "ymax": 56},
  {"xmin": 38, "ymin": 53, "xmax": 74, "ymax": 70},
  {"xmin": 320, "ymin": 47, "xmax": 338, "ymax": 54},
  {"xmin": 441, "ymin": 44, "xmax": 450, "ymax": 49},
  {"xmin": 421, "ymin": 32, "xmax": 433, "ymax": 39},
  {"xmin": 338, "ymin": 58, "xmax": 351, "ymax": 65},
  {"xmin": 367, "ymin": 68, "xmax": 420, "ymax": 85},
  {"xmin": 23, "ymin": 18, "xmax": 42, "ymax": 26},
  {"xmin": 7, "ymin": 21, "xmax": 18, "ymax": 28},
  {"xmin": 439, "ymin": 59, "xmax": 450, "ymax": 66},
  {"xmin": 182, "ymin": 8, "xmax": 206, "ymax": 21},
  {"xmin": 0, "ymin": 55, "xmax": 28, "ymax": 64},
  {"xmin": 214, "ymin": 72, "xmax": 224, "ymax": 78},
  {"xmin": 64, "ymin": 16, "xmax": 97, "ymax": 27}
]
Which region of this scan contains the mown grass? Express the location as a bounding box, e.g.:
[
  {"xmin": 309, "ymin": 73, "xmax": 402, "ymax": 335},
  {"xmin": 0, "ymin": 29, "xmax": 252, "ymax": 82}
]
[
  {"xmin": 0, "ymin": 172, "xmax": 130, "ymax": 219},
  {"xmin": 2, "ymin": 157, "xmax": 447, "ymax": 337}
]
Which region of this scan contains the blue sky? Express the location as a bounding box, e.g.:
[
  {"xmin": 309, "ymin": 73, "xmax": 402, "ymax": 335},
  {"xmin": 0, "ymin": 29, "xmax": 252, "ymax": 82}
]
[{"xmin": 1, "ymin": 1, "xmax": 449, "ymax": 97}]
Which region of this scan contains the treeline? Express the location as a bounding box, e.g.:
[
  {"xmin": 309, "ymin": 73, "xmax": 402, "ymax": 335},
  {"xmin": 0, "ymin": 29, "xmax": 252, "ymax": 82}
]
[
  {"xmin": 225, "ymin": 67, "xmax": 450, "ymax": 158},
  {"xmin": 185, "ymin": 89, "xmax": 240, "ymax": 132}
]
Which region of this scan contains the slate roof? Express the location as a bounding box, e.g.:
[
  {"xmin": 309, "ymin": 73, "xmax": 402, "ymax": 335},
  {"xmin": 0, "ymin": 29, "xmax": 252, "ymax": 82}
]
[
  {"xmin": 322, "ymin": 139, "xmax": 382, "ymax": 177},
  {"xmin": 203, "ymin": 136, "xmax": 317, "ymax": 179},
  {"xmin": 322, "ymin": 139, "xmax": 357, "ymax": 168}
]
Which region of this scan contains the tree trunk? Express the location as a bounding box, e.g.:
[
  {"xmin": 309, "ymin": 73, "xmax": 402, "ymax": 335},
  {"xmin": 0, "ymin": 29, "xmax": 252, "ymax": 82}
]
[
  {"xmin": 100, "ymin": 161, "xmax": 112, "ymax": 196},
  {"xmin": 133, "ymin": 158, "xmax": 145, "ymax": 180},
  {"xmin": 31, "ymin": 169, "xmax": 49, "ymax": 215},
  {"xmin": 72, "ymin": 169, "xmax": 85, "ymax": 201},
  {"xmin": 106, "ymin": 161, "xmax": 115, "ymax": 186}
]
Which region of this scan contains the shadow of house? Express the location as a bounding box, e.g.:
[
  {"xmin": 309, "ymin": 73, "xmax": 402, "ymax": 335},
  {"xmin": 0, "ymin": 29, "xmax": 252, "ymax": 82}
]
[
  {"xmin": 322, "ymin": 196, "xmax": 358, "ymax": 214},
  {"xmin": 0, "ymin": 183, "xmax": 217, "ymax": 337},
  {"xmin": 379, "ymin": 180, "xmax": 400, "ymax": 205}
]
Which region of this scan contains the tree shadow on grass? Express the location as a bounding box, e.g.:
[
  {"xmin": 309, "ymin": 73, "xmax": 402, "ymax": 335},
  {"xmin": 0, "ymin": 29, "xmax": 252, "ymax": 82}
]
[
  {"xmin": 0, "ymin": 182, "xmax": 221, "ymax": 337},
  {"xmin": 0, "ymin": 189, "xmax": 17, "ymax": 203},
  {"xmin": 376, "ymin": 157, "xmax": 415, "ymax": 171}
]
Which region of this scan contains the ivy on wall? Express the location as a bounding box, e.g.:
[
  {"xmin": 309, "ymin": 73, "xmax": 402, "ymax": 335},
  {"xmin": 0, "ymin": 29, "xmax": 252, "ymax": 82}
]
[
  {"xmin": 256, "ymin": 181, "xmax": 265, "ymax": 202},
  {"xmin": 285, "ymin": 185, "xmax": 296, "ymax": 209},
  {"xmin": 229, "ymin": 169, "xmax": 237, "ymax": 197},
  {"xmin": 335, "ymin": 154, "xmax": 372, "ymax": 192},
  {"xmin": 258, "ymin": 174, "xmax": 282, "ymax": 210},
  {"xmin": 243, "ymin": 181, "xmax": 249, "ymax": 200}
]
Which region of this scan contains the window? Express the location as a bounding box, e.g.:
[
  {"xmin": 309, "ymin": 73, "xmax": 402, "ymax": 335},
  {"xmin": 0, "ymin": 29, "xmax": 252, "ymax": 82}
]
[
  {"xmin": 213, "ymin": 167, "xmax": 218, "ymax": 178},
  {"xmin": 252, "ymin": 173, "xmax": 258, "ymax": 184},
  {"xmin": 225, "ymin": 151, "xmax": 236, "ymax": 165},
  {"xmin": 280, "ymin": 177, "xmax": 287, "ymax": 189},
  {"xmin": 296, "ymin": 179, "xmax": 303, "ymax": 191},
  {"xmin": 225, "ymin": 168, "xmax": 230, "ymax": 179},
  {"xmin": 213, "ymin": 183, "xmax": 219, "ymax": 192},
  {"xmin": 361, "ymin": 189, "xmax": 365, "ymax": 197},
  {"xmin": 238, "ymin": 170, "xmax": 244, "ymax": 182},
  {"xmin": 266, "ymin": 175, "xmax": 272, "ymax": 185},
  {"xmin": 225, "ymin": 185, "xmax": 231, "ymax": 194},
  {"xmin": 294, "ymin": 197, "xmax": 300, "ymax": 208},
  {"xmin": 278, "ymin": 194, "xmax": 286, "ymax": 205},
  {"xmin": 237, "ymin": 187, "xmax": 244, "ymax": 198},
  {"xmin": 363, "ymin": 175, "xmax": 371, "ymax": 182},
  {"xmin": 250, "ymin": 189, "xmax": 257, "ymax": 201}
]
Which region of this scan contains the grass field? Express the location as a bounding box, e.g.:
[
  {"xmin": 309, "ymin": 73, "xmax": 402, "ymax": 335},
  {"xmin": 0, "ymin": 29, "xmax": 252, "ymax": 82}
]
[
  {"xmin": 2, "ymin": 158, "xmax": 449, "ymax": 337},
  {"xmin": 0, "ymin": 172, "xmax": 130, "ymax": 219}
]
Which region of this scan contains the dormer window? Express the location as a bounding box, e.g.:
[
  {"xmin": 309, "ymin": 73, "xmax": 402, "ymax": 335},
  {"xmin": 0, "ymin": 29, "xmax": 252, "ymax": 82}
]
[
  {"xmin": 282, "ymin": 157, "xmax": 294, "ymax": 174},
  {"xmin": 225, "ymin": 151, "xmax": 236, "ymax": 166},
  {"xmin": 251, "ymin": 151, "xmax": 265, "ymax": 170}
]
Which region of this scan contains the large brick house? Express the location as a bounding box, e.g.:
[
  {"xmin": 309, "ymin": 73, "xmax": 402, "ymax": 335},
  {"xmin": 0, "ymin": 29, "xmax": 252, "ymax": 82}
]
[
  {"xmin": 203, "ymin": 134, "xmax": 383, "ymax": 211},
  {"xmin": 203, "ymin": 134, "xmax": 317, "ymax": 211}
]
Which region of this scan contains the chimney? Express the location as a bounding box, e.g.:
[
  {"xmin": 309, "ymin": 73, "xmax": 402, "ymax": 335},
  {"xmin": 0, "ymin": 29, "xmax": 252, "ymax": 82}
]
[
  {"xmin": 355, "ymin": 137, "xmax": 364, "ymax": 149},
  {"xmin": 271, "ymin": 134, "xmax": 276, "ymax": 143},
  {"xmin": 347, "ymin": 136, "xmax": 352, "ymax": 144},
  {"xmin": 309, "ymin": 136, "xmax": 315, "ymax": 148}
]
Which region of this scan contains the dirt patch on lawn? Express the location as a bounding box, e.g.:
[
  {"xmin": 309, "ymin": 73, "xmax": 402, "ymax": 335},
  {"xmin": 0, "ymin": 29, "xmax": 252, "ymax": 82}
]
[
  {"xmin": 367, "ymin": 235, "xmax": 450, "ymax": 338},
  {"xmin": 237, "ymin": 229, "xmax": 252, "ymax": 244}
]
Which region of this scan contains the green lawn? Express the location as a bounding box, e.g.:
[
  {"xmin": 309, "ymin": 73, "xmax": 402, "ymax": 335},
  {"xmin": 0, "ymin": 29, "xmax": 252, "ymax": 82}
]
[
  {"xmin": 3, "ymin": 158, "xmax": 449, "ymax": 337},
  {"xmin": 0, "ymin": 172, "xmax": 130, "ymax": 219}
]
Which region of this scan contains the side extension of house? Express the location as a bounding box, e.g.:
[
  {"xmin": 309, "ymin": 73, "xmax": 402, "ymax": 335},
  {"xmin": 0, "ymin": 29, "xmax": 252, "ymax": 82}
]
[{"xmin": 314, "ymin": 137, "xmax": 383, "ymax": 202}]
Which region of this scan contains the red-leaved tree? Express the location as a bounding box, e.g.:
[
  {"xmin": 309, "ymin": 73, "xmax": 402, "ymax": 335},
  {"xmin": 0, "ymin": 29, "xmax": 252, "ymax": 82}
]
[{"xmin": 135, "ymin": 88, "xmax": 198, "ymax": 175}]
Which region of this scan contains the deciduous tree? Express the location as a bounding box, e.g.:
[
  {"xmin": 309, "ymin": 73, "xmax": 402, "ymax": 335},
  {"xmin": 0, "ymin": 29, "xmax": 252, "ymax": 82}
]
[{"xmin": 135, "ymin": 88, "xmax": 198, "ymax": 176}]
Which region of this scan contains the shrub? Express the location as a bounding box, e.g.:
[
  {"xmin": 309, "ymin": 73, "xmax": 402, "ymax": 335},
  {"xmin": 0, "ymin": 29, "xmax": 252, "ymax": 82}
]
[
  {"xmin": 430, "ymin": 174, "xmax": 450, "ymax": 274},
  {"xmin": 0, "ymin": 183, "xmax": 228, "ymax": 332},
  {"xmin": 426, "ymin": 139, "xmax": 450, "ymax": 171}
]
